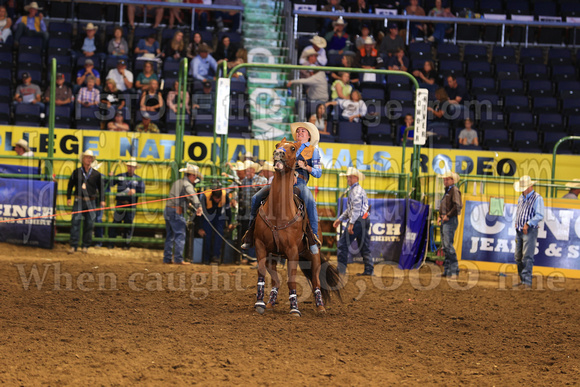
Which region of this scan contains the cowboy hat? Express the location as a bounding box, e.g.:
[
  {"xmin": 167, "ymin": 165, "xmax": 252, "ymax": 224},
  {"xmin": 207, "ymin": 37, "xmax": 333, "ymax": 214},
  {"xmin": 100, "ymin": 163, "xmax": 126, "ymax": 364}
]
[
  {"xmin": 179, "ymin": 163, "xmax": 202, "ymax": 177},
  {"xmin": 439, "ymin": 170, "xmax": 460, "ymax": 184},
  {"xmin": 310, "ymin": 36, "xmax": 327, "ymax": 49},
  {"xmin": 514, "ymin": 175, "xmax": 536, "ymax": 192},
  {"xmin": 339, "ymin": 167, "xmax": 365, "ymax": 181},
  {"xmin": 243, "ymin": 160, "xmax": 261, "ymax": 172},
  {"xmin": 24, "ymin": 2, "xmax": 42, "ymax": 11},
  {"xmin": 125, "ymin": 158, "xmax": 140, "ymax": 168},
  {"xmin": 290, "ymin": 122, "xmax": 320, "ymax": 148},
  {"xmin": 302, "ymin": 47, "xmax": 318, "ymax": 58},
  {"xmin": 14, "ymin": 139, "xmax": 30, "ymax": 151},
  {"xmin": 363, "ymin": 36, "xmax": 375, "ymax": 45},
  {"xmin": 333, "ymin": 17, "xmax": 347, "ymax": 27},
  {"xmin": 261, "ymin": 161, "xmax": 276, "ymax": 173},
  {"xmin": 230, "ymin": 161, "xmax": 245, "ymax": 171},
  {"xmin": 565, "ymin": 179, "xmax": 580, "ymax": 189},
  {"xmin": 83, "ymin": 23, "xmax": 99, "ymax": 31},
  {"xmin": 81, "ymin": 150, "xmax": 96, "ymax": 160}
]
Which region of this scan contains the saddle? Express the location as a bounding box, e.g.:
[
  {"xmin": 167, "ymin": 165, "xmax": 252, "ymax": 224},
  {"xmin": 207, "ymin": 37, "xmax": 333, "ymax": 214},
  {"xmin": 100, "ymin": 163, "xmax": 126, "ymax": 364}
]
[{"xmin": 258, "ymin": 191, "xmax": 321, "ymax": 254}]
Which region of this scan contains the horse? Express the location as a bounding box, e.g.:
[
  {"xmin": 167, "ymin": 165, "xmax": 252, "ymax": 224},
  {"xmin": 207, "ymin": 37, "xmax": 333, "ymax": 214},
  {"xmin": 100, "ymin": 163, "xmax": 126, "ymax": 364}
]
[{"xmin": 252, "ymin": 138, "xmax": 342, "ymax": 316}]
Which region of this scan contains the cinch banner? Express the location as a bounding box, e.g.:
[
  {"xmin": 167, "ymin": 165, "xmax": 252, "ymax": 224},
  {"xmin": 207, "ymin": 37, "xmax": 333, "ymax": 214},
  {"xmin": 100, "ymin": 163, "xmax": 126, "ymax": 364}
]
[
  {"xmin": 458, "ymin": 195, "xmax": 580, "ymax": 271},
  {"xmin": 0, "ymin": 178, "xmax": 56, "ymax": 249},
  {"xmin": 340, "ymin": 198, "xmax": 429, "ymax": 269}
]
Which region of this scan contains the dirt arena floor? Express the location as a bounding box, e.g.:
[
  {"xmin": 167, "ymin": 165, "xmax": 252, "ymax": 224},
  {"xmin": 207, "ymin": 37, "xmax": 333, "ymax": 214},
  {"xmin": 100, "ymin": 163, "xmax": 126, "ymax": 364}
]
[{"xmin": 1, "ymin": 242, "xmax": 580, "ymax": 385}]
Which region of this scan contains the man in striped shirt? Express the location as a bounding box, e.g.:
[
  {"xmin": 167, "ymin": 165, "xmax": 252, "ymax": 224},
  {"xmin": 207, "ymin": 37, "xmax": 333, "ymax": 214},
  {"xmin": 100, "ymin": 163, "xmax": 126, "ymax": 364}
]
[
  {"xmin": 77, "ymin": 75, "xmax": 100, "ymax": 107},
  {"xmin": 513, "ymin": 176, "xmax": 545, "ymax": 288},
  {"xmin": 334, "ymin": 167, "xmax": 372, "ymax": 276}
]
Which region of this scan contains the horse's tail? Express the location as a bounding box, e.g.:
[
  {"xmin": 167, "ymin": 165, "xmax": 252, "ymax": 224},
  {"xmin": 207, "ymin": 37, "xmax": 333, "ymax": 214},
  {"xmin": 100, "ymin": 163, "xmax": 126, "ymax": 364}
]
[{"xmin": 298, "ymin": 252, "xmax": 343, "ymax": 305}]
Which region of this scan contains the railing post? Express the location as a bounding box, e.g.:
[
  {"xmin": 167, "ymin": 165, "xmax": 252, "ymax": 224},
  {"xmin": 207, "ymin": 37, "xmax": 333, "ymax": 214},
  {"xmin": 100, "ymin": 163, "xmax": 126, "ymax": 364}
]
[
  {"xmin": 174, "ymin": 58, "xmax": 188, "ymax": 181},
  {"xmin": 46, "ymin": 58, "xmax": 56, "ymax": 180}
]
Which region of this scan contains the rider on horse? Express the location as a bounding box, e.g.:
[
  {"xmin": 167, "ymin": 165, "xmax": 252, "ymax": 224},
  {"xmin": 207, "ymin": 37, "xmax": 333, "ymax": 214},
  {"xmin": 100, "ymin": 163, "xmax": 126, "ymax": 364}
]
[{"xmin": 241, "ymin": 122, "xmax": 322, "ymax": 253}]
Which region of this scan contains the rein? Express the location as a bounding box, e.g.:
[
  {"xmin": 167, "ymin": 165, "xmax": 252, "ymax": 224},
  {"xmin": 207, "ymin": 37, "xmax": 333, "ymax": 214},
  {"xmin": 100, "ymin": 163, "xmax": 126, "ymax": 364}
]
[{"xmin": 259, "ymin": 200, "xmax": 304, "ymax": 253}]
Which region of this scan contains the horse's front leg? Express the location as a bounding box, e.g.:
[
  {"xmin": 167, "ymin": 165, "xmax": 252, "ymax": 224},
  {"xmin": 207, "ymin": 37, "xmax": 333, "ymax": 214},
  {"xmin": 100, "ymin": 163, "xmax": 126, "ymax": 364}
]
[
  {"xmin": 265, "ymin": 257, "xmax": 280, "ymax": 310},
  {"xmin": 310, "ymin": 251, "xmax": 326, "ymax": 314},
  {"xmin": 254, "ymin": 240, "xmax": 269, "ymax": 314},
  {"xmin": 287, "ymin": 246, "xmax": 301, "ymax": 317}
]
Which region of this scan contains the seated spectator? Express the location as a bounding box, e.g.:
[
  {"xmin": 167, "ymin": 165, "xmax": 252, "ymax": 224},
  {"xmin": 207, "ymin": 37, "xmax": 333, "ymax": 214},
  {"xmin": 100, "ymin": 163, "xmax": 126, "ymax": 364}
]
[
  {"xmin": 326, "ymin": 90, "xmax": 367, "ymax": 122},
  {"xmin": 14, "ymin": 139, "xmax": 34, "ymax": 157},
  {"xmin": 428, "ymin": 87, "xmax": 450, "ymax": 122},
  {"xmin": 287, "ymin": 70, "xmax": 329, "ymax": 103},
  {"xmin": 107, "ymin": 110, "xmax": 130, "ymax": 131},
  {"xmin": 309, "ymin": 103, "xmax": 330, "ymax": 134},
  {"xmin": 325, "ymin": 17, "xmax": 352, "ymax": 55},
  {"xmin": 214, "ymin": 35, "xmax": 238, "ymax": 63},
  {"xmin": 355, "ymin": 36, "xmax": 383, "ymax": 71},
  {"xmin": 331, "ymin": 72, "xmax": 352, "ymax": 100},
  {"xmin": 190, "ymin": 43, "xmax": 217, "ymax": 82},
  {"xmin": 399, "ymin": 114, "xmax": 414, "ymax": 143},
  {"xmin": 406, "ymin": 0, "xmax": 426, "ymax": 42},
  {"xmin": 321, "ymin": 0, "xmax": 344, "ymax": 34},
  {"xmin": 378, "ymin": 23, "xmax": 404, "ymax": 58},
  {"xmin": 76, "ymin": 58, "xmax": 101, "ymax": 91},
  {"xmin": 77, "ymin": 75, "xmax": 100, "ymax": 108},
  {"xmin": 192, "ymin": 81, "xmax": 214, "ymax": 115},
  {"xmin": 187, "ymin": 32, "xmax": 204, "ymax": 59},
  {"xmin": 44, "ymin": 73, "xmax": 73, "ymax": 110},
  {"xmin": 140, "ymin": 79, "xmax": 164, "ymax": 119},
  {"xmin": 100, "ymin": 78, "xmax": 126, "ymax": 120},
  {"xmin": 167, "ymin": 80, "xmax": 191, "ymax": 115},
  {"xmin": 73, "ymin": 23, "xmax": 106, "ymax": 65},
  {"xmin": 387, "ymin": 48, "xmax": 409, "ymax": 72},
  {"xmin": 163, "ymin": 31, "xmax": 187, "ymax": 62},
  {"xmin": 135, "ymin": 61, "xmax": 158, "ymax": 92},
  {"xmin": 106, "ymin": 59, "xmax": 134, "ymax": 92},
  {"xmin": 214, "ymin": 0, "xmax": 242, "ymax": 32},
  {"xmin": 458, "ymin": 118, "xmax": 479, "ymax": 146},
  {"xmin": 445, "ymin": 75, "xmax": 466, "ymax": 116},
  {"xmin": 412, "ymin": 60, "xmax": 437, "ymax": 94},
  {"xmin": 355, "ymin": 24, "xmax": 371, "ymax": 50},
  {"xmin": 13, "ymin": 2, "xmax": 48, "ymax": 48},
  {"xmin": 299, "ymin": 36, "xmax": 327, "ymax": 66},
  {"xmin": 427, "ymin": 0, "xmax": 454, "ymax": 43},
  {"xmin": 135, "ymin": 112, "xmax": 160, "ymax": 133},
  {"xmin": 228, "ymin": 48, "xmax": 247, "ymax": 80},
  {"xmin": 299, "ymin": 48, "xmax": 320, "ymax": 78},
  {"xmin": 127, "ymin": 4, "xmax": 163, "ymax": 29},
  {"xmin": 107, "ymin": 26, "xmax": 129, "ymax": 58},
  {"xmin": 14, "ymin": 72, "xmax": 44, "ymax": 111},
  {"xmin": 188, "ymin": 1, "xmax": 209, "ymax": 31},
  {"xmin": 0, "ymin": 6, "xmax": 13, "ymax": 43},
  {"xmin": 135, "ymin": 33, "xmax": 160, "ymax": 59},
  {"xmin": 331, "ymin": 55, "xmax": 359, "ymax": 84}
]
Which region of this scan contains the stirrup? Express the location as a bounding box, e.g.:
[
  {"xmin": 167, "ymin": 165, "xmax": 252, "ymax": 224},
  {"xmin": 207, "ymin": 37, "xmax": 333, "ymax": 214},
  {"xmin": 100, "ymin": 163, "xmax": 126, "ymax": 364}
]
[{"xmin": 241, "ymin": 242, "xmax": 252, "ymax": 250}]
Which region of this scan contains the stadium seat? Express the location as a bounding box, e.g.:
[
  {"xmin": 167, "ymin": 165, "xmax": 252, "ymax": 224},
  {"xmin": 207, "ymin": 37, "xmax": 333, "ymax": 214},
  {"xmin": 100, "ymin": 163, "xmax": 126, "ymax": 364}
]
[
  {"xmin": 0, "ymin": 85, "xmax": 11, "ymax": 104},
  {"xmin": 229, "ymin": 117, "xmax": 250, "ymax": 133},
  {"xmin": 495, "ymin": 63, "xmax": 520, "ymax": 81},
  {"xmin": 77, "ymin": 3, "xmax": 103, "ymax": 20},
  {"xmin": 551, "ymin": 65, "xmax": 577, "ymax": 82},
  {"xmin": 519, "ymin": 47, "xmax": 544, "ymax": 65},
  {"xmin": 464, "ymin": 45, "xmax": 487, "ymax": 62},
  {"xmin": 48, "ymin": 38, "xmax": 72, "ymax": 57},
  {"xmin": 543, "ymin": 131, "xmax": 569, "ymax": 153},
  {"xmin": 532, "ymin": 97, "xmax": 558, "ymax": 114},
  {"xmin": 0, "ymin": 68, "xmax": 10, "ymax": 86},
  {"xmin": 436, "ymin": 43, "xmax": 460, "ymax": 61},
  {"xmin": 428, "ymin": 122, "xmax": 450, "ymax": 145},
  {"xmin": 492, "ymin": 46, "xmax": 516, "ymax": 64},
  {"xmin": 561, "ymin": 1, "xmax": 580, "ymax": 17},
  {"xmin": 18, "ymin": 53, "xmax": 43, "ymax": 73},
  {"xmin": 18, "ymin": 36, "xmax": 43, "ymax": 55},
  {"xmin": 537, "ymin": 113, "xmax": 564, "ymax": 132},
  {"xmin": 438, "ymin": 60, "xmax": 463, "ymax": 78},
  {"xmin": 499, "ymin": 79, "xmax": 525, "ymax": 96},
  {"xmin": 483, "ymin": 128, "xmax": 509, "ymax": 149},
  {"xmin": 568, "ymin": 115, "xmax": 580, "ymax": 134},
  {"xmin": 0, "ymin": 51, "xmax": 12, "ymax": 67},
  {"xmin": 558, "ymin": 81, "xmax": 580, "ymax": 98},
  {"xmin": 466, "ymin": 61, "xmax": 492, "ymax": 78},
  {"xmin": 366, "ymin": 123, "xmax": 392, "ymax": 145},
  {"xmin": 548, "ymin": 48, "xmax": 573, "ymax": 66},
  {"xmin": 477, "ymin": 110, "xmax": 504, "ymax": 129},
  {"xmin": 534, "ymin": 1, "xmax": 557, "ymax": 16},
  {"xmin": 193, "ymin": 116, "xmax": 214, "ymax": 134},
  {"xmin": 386, "ymin": 75, "xmax": 412, "ymax": 91},
  {"xmin": 0, "ymin": 103, "xmax": 10, "ymax": 124},
  {"xmin": 470, "ymin": 77, "xmax": 495, "ymax": 94},
  {"xmin": 504, "ymin": 95, "xmax": 530, "ymax": 113},
  {"xmin": 361, "ymin": 87, "xmax": 384, "ymax": 101},
  {"xmin": 523, "ymin": 64, "xmax": 549, "ymax": 81},
  {"xmin": 48, "ymin": 22, "xmax": 73, "ymax": 40},
  {"xmin": 475, "ymin": 93, "xmax": 500, "ymax": 109},
  {"xmin": 480, "ymin": 0, "xmax": 503, "ymax": 13},
  {"xmin": 51, "ymin": 106, "xmax": 72, "ymax": 128},
  {"xmin": 508, "ymin": 112, "xmax": 534, "ymax": 131},
  {"xmin": 14, "ymin": 104, "xmax": 42, "ymax": 126},
  {"xmin": 506, "ymin": 0, "xmax": 530, "ymax": 15},
  {"xmin": 408, "ymin": 42, "xmax": 432, "ymax": 56},
  {"xmin": 337, "ymin": 121, "xmax": 364, "ymax": 144},
  {"xmin": 76, "ymin": 106, "xmax": 101, "ymax": 130},
  {"xmin": 562, "ymin": 98, "xmax": 580, "ymax": 115},
  {"xmin": 528, "ymin": 80, "xmax": 553, "ymax": 97}
]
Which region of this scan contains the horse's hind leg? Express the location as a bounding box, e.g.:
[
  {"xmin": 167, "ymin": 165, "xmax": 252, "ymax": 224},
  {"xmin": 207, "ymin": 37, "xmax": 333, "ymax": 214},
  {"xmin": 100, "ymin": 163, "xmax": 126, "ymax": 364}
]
[
  {"xmin": 265, "ymin": 257, "xmax": 280, "ymax": 310},
  {"xmin": 254, "ymin": 242, "xmax": 268, "ymax": 314},
  {"xmin": 310, "ymin": 252, "xmax": 326, "ymax": 314},
  {"xmin": 287, "ymin": 247, "xmax": 301, "ymax": 317}
]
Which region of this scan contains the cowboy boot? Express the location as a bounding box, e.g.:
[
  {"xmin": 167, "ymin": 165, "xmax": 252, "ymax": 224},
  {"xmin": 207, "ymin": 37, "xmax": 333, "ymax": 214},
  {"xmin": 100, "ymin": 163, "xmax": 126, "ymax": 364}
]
[{"xmin": 241, "ymin": 218, "xmax": 256, "ymax": 249}]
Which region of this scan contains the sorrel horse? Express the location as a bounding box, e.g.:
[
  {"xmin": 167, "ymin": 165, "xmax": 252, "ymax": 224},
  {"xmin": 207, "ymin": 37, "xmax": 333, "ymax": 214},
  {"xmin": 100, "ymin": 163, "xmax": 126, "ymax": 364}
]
[{"xmin": 253, "ymin": 138, "xmax": 342, "ymax": 316}]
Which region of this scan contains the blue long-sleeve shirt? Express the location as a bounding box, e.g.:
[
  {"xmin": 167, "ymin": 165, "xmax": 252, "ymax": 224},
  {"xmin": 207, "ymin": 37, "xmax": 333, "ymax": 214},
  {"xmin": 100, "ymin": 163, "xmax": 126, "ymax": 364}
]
[
  {"xmin": 338, "ymin": 182, "xmax": 369, "ymax": 224},
  {"xmin": 296, "ymin": 142, "xmax": 322, "ymax": 184},
  {"xmin": 191, "ymin": 54, "xmax": 218, "ymax": 81},
  {"xmin": 515, "ymin": 190, "xmax": 545, "ymax": 230},
  {"xmin": 15, "ymin": 15, "xmax": 47, "ymax": 32},
  {"xmin": 109, "ymin": 172, "xmax": 145, "ymax": 204}
]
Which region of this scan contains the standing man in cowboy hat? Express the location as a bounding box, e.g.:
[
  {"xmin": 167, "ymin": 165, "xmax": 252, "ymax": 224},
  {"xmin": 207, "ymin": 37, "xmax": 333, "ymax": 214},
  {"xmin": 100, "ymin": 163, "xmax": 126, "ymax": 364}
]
[
  {"xmin": 298, "ymin": 48, "xmax": 320, "ymax": 79},
  {"xmin": 14, "ymin": 139, "xmax": 34, "ymax": 157},
  {"xmin": 299, "ymin": 36, "xmax": 328, "ymax": 66},
  {"xmin": 238, "ymin": 160, "xmax": 267, "ymax": 264},
  {"xmin": 242, "ymin": 122, "xmax": 323, "ymax": 254},
  {"xmin": 66, "ymin": 150, "xmax": 106, "ymax": 254},
  {"xmin": 334, "ymin": 167, "xmax": 373, "ymax": 276},
  {"xmin": 439, "ymin": 171, "xmax": 462, "ymax": 278},
  {"xmin": 190, "ymin": 43, "xmax": 217, "ymax": 83},
  {"xmin": 13, "ymin": 2, "xmax": 48, "ymax": 48},
  {"xmin": 563, "ymin": 179, "xmax": 580, "ymax": 199},
  {"xmin": 513, "ymin": 176, "xmax": 545, "ymax": 288},
  {"xmin": 164, "ymin": 163, "xmax": 203, "ymax": 264},
  {"xmin": 107, "ymin": 158, "xmax": 145, "ymax": 250},
  {"xmin": 198, "ymin": 186, "xmax": 232, "ymax": 264}
]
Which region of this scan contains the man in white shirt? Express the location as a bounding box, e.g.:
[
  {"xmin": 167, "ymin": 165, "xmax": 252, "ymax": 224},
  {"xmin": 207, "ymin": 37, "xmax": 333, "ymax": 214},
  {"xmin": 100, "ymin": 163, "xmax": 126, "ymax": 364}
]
[
  {"xmin": 299, "ymin": 36, "xmax": 328, "ymax": 66},
  {"xmin": 14, "ymin": 139, "xmax": 34, "ymax": 157},
  {"xmin": 106, "ymin": 59, "xmax": 134, "ymax": 92}
]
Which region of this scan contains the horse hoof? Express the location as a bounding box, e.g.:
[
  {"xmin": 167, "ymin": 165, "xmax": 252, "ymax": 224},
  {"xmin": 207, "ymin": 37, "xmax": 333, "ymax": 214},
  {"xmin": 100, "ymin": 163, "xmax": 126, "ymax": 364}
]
[
  {"xmin": 289, "ymin": 309, "xmax": 302, "ymax": 317},
  {"xmin": 316, "ymin": 306, "xmax": 326, "ymax": 314},
  {"xmin": 255, "ymin": 301, "xmax": 266, "ymax": 315}
]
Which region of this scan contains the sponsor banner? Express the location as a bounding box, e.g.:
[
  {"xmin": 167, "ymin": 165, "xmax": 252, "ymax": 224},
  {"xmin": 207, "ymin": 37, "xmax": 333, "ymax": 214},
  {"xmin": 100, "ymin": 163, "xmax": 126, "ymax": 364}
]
[
  {"xmin": 458, "ymin": 195, "xmax": 580, "ymax": 272},
  {"xmin": 0, "ymin": 178, "xmax": 56, "ymax": 248},
  {"xmin": 340, "ymin": 198, "xmax": 428, "ymax": 269},
  {"xmin": 0, "ymin": 163, "xmax": 39, "ymax": 176}
]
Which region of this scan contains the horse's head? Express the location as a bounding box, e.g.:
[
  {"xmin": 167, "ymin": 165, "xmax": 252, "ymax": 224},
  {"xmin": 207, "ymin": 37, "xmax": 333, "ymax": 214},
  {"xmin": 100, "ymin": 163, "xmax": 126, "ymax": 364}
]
[{"xmin": 273, "ymin": 137, "xmax": 300, "ymax": 172}]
